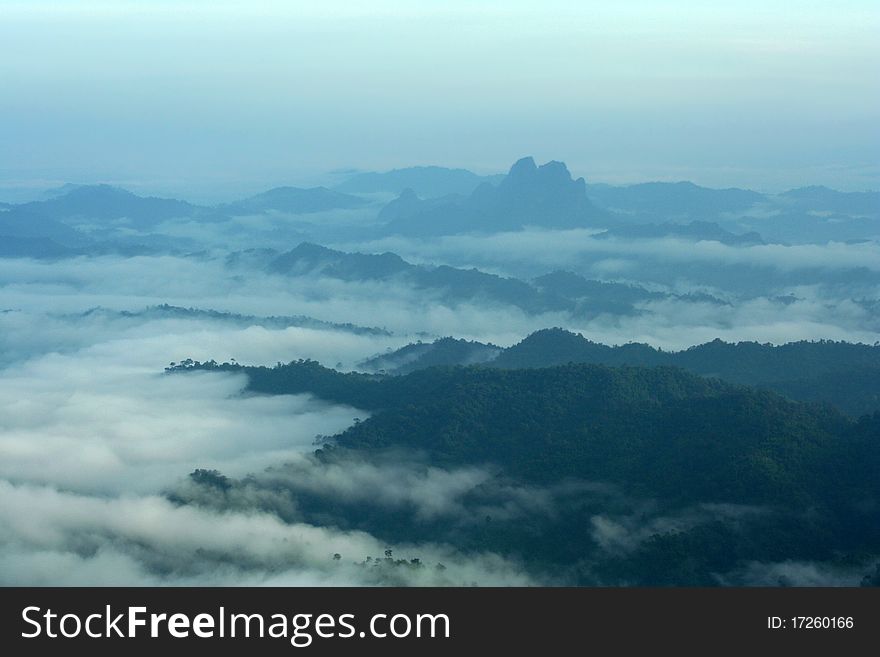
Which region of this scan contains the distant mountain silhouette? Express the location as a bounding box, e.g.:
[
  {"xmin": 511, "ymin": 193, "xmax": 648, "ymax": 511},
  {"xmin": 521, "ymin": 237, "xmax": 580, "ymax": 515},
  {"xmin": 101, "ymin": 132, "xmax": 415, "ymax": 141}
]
[
  {"xmin": 335, "ymin": 166, "xmax": 504, "ymax": 198},
  {"xmin": 263, "ymin": 243, "xmax": 697, "ymax": 317},
  {"xmin": 270, "ymin": 242, "xmax": 412, "ymax": 279},
  {"xmin": 4, "ymin": 172, "xmax": 875, "ymax": 249},
  {"xmin": 0, "ymin": 206, "xmax": 90, "ymax": 248},
  {"xmin": 375, "ymin": 187, "xmax": 464, "ymax": 224},
  {"xmin": 581, "ymin": 181, "xmax": 879, "ymax": 243},
  {"xmin": 531, "ymin": 271, "xmax": 667, "ymax": 311},
  {"xmin": 735, "ymin": 210, "xmax": 880, "ymax": 245},
  {"xmin": 379, "ymin": 157, "xmax": 608, "ymax": 236},
  {"xmin": 77, "ymin": 304, "xmax": 391, "ymax": 336},
  {"xmin": 594, "ymin": 220, "xmax": 765, "ymax": 245},
  {"xmin": 224, "ymin": 186, "xmax": 367, "ymax": 215},
  {"xmin": 38, "ymin": 183, "xmax": 86, "ymax": 200},
  {"xmin": 21, "ymin": 184, "xmax": 199, "ymax": 227},
  {"xmin": 359, "ymin": 337, "xmax": 502, "ymax": 374},
  {"xmin": 268, "ymin": 243, "xmax": 571, "ymax": 314},
  {"xmin": 0, "ymin": 235, "xmax": 75, "ymax": 258},
  {"xmin": 585, "ymin": 181, "xmax": 766, "ymax": 221},
  {"xmin": 779, "ymin": 186, "xmax": 880, "ymax": 216}
]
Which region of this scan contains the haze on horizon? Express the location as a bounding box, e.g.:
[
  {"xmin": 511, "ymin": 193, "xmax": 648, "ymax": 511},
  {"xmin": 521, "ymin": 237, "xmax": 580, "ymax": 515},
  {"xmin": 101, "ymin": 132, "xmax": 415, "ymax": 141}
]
[{"xmin": 1, "ymin": 0, "xmax": 878, "ymax": 202}]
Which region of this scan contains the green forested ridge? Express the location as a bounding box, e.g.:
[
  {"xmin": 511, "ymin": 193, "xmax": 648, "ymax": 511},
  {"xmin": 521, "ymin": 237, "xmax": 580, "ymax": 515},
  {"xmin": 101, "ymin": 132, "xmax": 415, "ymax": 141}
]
[
  {"xmin": 365, "ymin": 329, "xmax": 880, "ymax": 416},
  {"xmin": 170, "ymin": 358, "xmax": 873, "ymax": 508},
  {"xmin": 168, "ymin": 351, "xmax": 879, "ymax": 585}
]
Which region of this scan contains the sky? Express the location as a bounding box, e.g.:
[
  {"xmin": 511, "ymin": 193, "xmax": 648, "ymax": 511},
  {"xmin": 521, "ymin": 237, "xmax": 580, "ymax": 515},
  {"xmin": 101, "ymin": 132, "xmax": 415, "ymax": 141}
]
[{"xmin": 1, "ymin": 0, "xmax": 878, "ymax": 201}]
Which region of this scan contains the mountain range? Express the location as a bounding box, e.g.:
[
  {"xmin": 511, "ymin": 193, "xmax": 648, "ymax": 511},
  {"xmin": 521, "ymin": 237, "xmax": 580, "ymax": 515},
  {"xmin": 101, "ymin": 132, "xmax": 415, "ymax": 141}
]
[
  {"xmin": 2, "ymin": 159, "xmax": 878, "ymax": 256},
  {"xmin": 21, "ymin": 184, "xmax": 198, "ymax": 228},
  {"xmin": 359, "ymin": 327, "xmax": 880, "ymax": 417},
  {"xmin": 334, "ymin": 165, "xmax": 504, "ymax": 198},
  {"xmin": 378, "ymin": 157, "xmax": 608, "ymax": 236},
  {"xmin": 221, "ymin": 186, "xmax": 367, "ymax": 215},
  {"xmin": 259, "ymin": 242, "xmax": 719, "ymax": 318},
  {"xmin": 593, "ymin": 220, "xmax": 764, "ymax": 246}
]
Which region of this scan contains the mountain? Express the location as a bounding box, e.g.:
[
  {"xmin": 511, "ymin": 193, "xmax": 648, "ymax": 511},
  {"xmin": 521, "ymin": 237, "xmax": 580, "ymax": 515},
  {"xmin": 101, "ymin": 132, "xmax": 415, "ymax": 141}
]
[
  {"xmin": 335, "ymin": 166, "xmax": 504, "ymax": 198},
  {"xmin": 171, "ymin": 358, "xmax": 866, "ymax": 507},
  {"xmin": 359, "ymin": 337, "xmax": 501, "ymax": 374},
  {"xmin": 21, "ymin": 184, "xmax": 200, "ymax": 227},
  {"xmin": 580, "ymin": 182, "xmax": 880, "ymax": 243},
  {"xmin": 495, "ymin": 329, "xmax": 880, "ymax": 417},
  {"xmin": 266, "ymin": 243, "xmax": 688, "ymax": 317},
  {"xmin": 38, "ymin": 183, "xmax": 86, "ymax": 200},
  {"xmin": 531, "ymin": 271, "xmax": 668, "ymax": 310},
  {"xmin": 375, "ymin": 187, "xmax": 464, "ymax": 224},
  {"xmin": 170, "ymin": 357, "xmax": 880, "ymax": 585},
  {"xmin": 585, "ymin": 181, "xmax": 766, "ymax": 221},
  {"xmin": 0, "ymin": 235, "xmax": 76, "ymax": 258},
  {"xmin": 76, "ymin": 304, "xmax": 391, "ymax": 336},
  {"xmin": 224, "ymin": 186, "xmax": 367, "ymax": 215},
  {"xmin": 532, "ymin": 271, "xmax": 724, "ymax": 307},
  {"xmin": 730, "ymin": 186, "xmax": 880, "ymax": 244},
  {"xmin": 359, "ymin": 328, "xmax": 880, "ymax": 417},
  {"xmin": 380, "ymin": 157, "xmax": 608, "ymax": 236},
  {"xmin": 736, "ymin": 210, "xmax": 880, "ymax": 245},
  {"xmin": 780, "ymin": 186, "xmax": 880, "ymax": 217},
  {"xmin": 331, "ymin": 365, "xmax": 855, "ymax": 506},
  {"xmin": 0, "ymin": 205, "xmax": 90, "ymax": 249},
  {"xmin": 270, "ymin": 242, "xmax": 411, "ymax": 278},
  {"xmin": 593, "ymin": 220, "xmax": 765, "ymax": 245},
  {"xmin": 268, "ymin": 243, "xmax": 571, "ymax": 314}
]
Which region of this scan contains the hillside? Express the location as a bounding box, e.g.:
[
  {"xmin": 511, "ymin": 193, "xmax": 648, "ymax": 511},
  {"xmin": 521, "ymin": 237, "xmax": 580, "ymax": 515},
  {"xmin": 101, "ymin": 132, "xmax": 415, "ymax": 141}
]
[
  {"xmin": 264, "ymin": 243, "xmax": 717, "ymax": 318},
  {"xmin": 367, "ymin": 329, "xmax": 880, "ymax": 417},
  {"xmin": 169, "ymin": 358, "xmax": 880, "ymax": 585},
  {"xmin": 170, "ymin": 359, "xmax": 867, "ymax": 507}
]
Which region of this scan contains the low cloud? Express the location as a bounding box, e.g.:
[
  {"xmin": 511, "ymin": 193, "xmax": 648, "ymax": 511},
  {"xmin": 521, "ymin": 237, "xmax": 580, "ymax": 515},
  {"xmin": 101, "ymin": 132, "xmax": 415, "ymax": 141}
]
[
  {"xmin": 0, "ymin": 349, "xmax": 364, "ymax": 495},
  {"xmin": 0, "ymin": 328, "xmax": 535, "ymax": 585},
  {"xmin": 0, "ymin": 265, "xmax": 541, "ymax": 585},
  {"xmin": 567, "ymin": 291, "xmax": 880, "ymax": 350},
  {"xmin": 0, "ymin": 481, "xmax": 532, "ymax": 586},
  {"xmin": 590, "ymin": 503, "xmax": 766, "ymax": 554},
  {"xmin": 724, "ymin": 560, "xmax": 874, "ymax": 587},
  {"xmin": 175, "ymin": 451, "xmax": 578, "ymax": 527},
  {"xmin": 3, "ymin": 250, "xmax": 877, "ymax": 361},
  {"xmin": 341, "ymin": 230, "xmax": 880, "ymax": 276}
]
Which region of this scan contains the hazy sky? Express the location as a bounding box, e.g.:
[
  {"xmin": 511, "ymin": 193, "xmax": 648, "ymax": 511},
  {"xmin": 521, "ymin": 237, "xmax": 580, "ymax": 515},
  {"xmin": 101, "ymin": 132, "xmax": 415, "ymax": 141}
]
[{"xmin": 1, "ymin": 0, "xmax": 878, "ymax": 200}]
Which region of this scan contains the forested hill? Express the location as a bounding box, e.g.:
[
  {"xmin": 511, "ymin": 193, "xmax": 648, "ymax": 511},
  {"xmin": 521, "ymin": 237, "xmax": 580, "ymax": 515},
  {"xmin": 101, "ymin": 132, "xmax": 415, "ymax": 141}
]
[
  {"xmin": 494, "ymin": 328, "xmax": 880, "ymax": 377},
  {"xmin": 169, "ymin": 357, "xmax": 880, "ymax": 585},
  {"xmin": 168, "ymin": 358, "xmax": 876, "ymax": 511},
  {"xmin": 361, "ymin": 329, "xmax": 880, "ymax": 417}
]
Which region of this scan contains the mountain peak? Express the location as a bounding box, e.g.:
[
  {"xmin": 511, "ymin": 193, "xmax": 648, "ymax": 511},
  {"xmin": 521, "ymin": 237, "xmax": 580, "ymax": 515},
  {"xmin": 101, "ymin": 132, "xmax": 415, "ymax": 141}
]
[
  {"xmin": 382, "ymin": 156, "xmax": 603, "ymax": 236},
  {"xmin": 538, "ymin": 160, "xmax": 569, "ymax": 176},
  {"xmin": 66, "ymin": 184, "xmax": 135, "ymax": 199},
  {"xmin": 290, "ymin": 241, "xmax": 335, "ymax": 257},
  {"xmin": 503, "ymin": 157, "xmax": 579, "ymax": 189},
  {"xmin": 508, "ymin": 156, "xmax": 538, "ymax": 178},
  {"xmin": 226, "ymin": 186, "xmax": 365, "ymax": 214}
]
